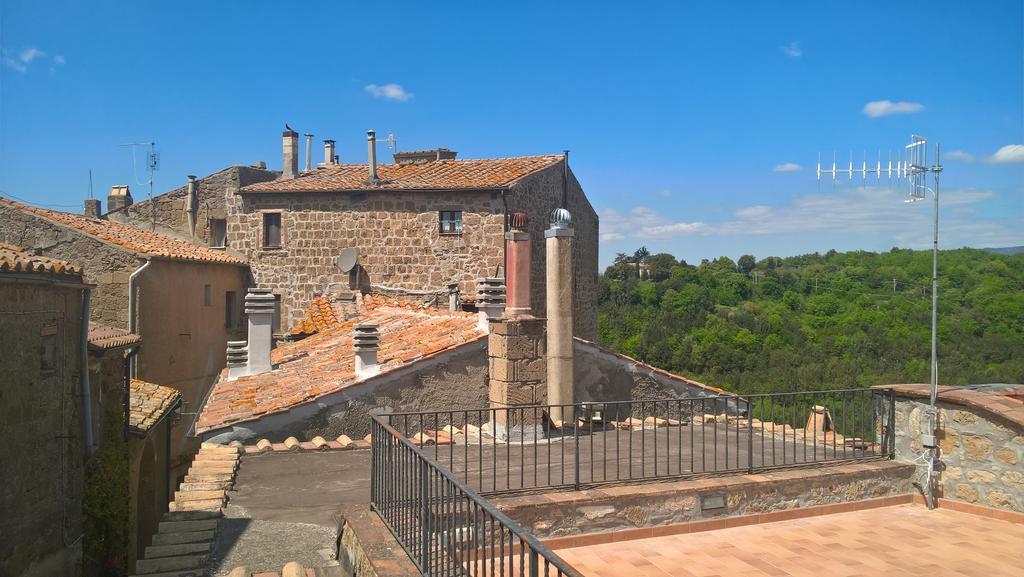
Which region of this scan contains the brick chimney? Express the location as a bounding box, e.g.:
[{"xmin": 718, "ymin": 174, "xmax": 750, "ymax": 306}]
[
  {"xmin": 282, "ymin": 126, "xmax": 299, "ymax": 179},
  {"xmin": 84, "ymin": 198, "xmax": 102, "ymax": 219},
  {"xmin": 245, "ymin": 288, "xmax": 276, "ymax": 376},
  {"xmin": 505, "ymin": 212, "xmax": 532, "ymax": 316},
  {"xmin": 354, "ymin": 323, "xmax": 380, "ymax": 380},
  {"xmin": 545, "ymin": 208, "xmax": 574, "ymax": 422},
  {"xmin": 107, "ymin": 185, "xmax": 133, "ymax": 212}
]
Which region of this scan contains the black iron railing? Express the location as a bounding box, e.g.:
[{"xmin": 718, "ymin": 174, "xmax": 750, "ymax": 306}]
[
  {"xmin": 376, "ymin": 389, "xmax": 896, "ymax": 496},
  {"xmin": 371, "ymin": 417, "xmax": 585, "ymax": 577}
]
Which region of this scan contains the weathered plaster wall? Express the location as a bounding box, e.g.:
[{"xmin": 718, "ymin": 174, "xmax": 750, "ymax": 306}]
[
  {"xmin": 573, "ymin": 340, "xmax": 723, "ymax": 403},
  {"xmin": 891, "ymin": 394, "xmax": 1023, "ymax": 512},
  {"xmin": 202, "ymin": 339, "xmax": 489, "ymax": 443},
  {"xmin": 107, "ymin": 166, "xmax": 278, "ymax": 246},
  {"xmin": 0, "ymin": 280, "xmax": 85, "ymax": 577},
  {"xmin": 507, "ymin": 165, "xmax": 599, "ymax": 340},
  {"xmin": 0, "ymin": 205, "xmax": 138, "ymax": 327},
  {"xmin": 136, "ymin": 259, "xmax": 249, "ymax": 473},
  {"xmin": 229, "ymin": 189, "xmax": 505, "ymax": 327}
]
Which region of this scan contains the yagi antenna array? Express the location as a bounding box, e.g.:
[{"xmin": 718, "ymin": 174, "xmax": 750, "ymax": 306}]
[{"xmin": 816, "ymin": 149, "xmax": 912, "ymax": 185}]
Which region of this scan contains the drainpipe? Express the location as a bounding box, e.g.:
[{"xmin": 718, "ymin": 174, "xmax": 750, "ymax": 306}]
[
  {"xmin": 128, "ymin": 258, "xmax": 153, "ymax": 378},
  {"xmin": 80, "ymin": 287, "xmax": 95, "ymax": 459}
]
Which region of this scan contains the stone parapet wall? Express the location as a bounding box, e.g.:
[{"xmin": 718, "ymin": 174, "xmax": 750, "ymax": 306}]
[{"xmin": 881, "ymin": 384, "xmax": 1024, "ymax": 513}]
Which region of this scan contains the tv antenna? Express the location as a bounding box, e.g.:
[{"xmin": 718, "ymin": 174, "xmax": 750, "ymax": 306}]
[
  {"xmin": 120, "ymin": 141, "xmax": 159, "ymax": 230},
  {"xmin": 817, "ymin": 133, "xmax": 943, "ymax": 510},
  {"xmin": 386, "ymin": 132, "xmax": 397, "ymax": 152},
  {"xmin": 816, "ymin": 149, "xmax": 912, "ymax": 191}
]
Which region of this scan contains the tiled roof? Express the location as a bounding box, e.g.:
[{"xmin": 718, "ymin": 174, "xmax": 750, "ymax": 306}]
[
  {"xmin": 0, "ymin": 197, "xmax": 245, "ymax": 265},
  {"xmin": 87, "ymin": 323, "xmax": 142, "ymax": 351},
  {"xmin": 196, "ymin": 300, "xmax": 486, "ymax": 434},
  {"xmin": 289, "ymin": 295, "xmax": 342, "ymax": 336},
  {"xmin": 239, "ymin": 155, "xmax": 563, "ymax": 193},
  {"xmin": 129, "ymin": 379, "xmax": 181, "ymax": 435},
  {"xmin": 0, "ymin": 243, "xmax": 83, "ymax": 278}
]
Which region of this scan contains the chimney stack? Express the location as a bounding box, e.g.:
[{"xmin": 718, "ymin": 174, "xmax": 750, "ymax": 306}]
[
  {"xmin": 107, "ymin": 185, "xmax": 133, "ymax": 212},
  {"xmin": 84, "ymin": 198, "xmax": 102, "ymax": 219},
  {"xmin": 545, "ymin": 208, "xmax": 574, "ymax": 422},
  {"xmin": 323, "ymin": 140, "xmax": 336, "ymax": 165},
  {"xmin": 226, "ymin": 341, "xmax": 248, "ymax": 379},
  {"xmin": 354, "ymin": 323, "xmax": 380, "ymax": 379},
  {"xmin": 304, "ymin": 133, "xmax": 314, "ymax": 172},
  {"xmin": 366, "ymin": 130, "xmax": 379, "ymax": 182},
  {"xmin": 245, "ymin": 288, "xmax": 276, "ymax": 376},
  {"xmin": 185, "ymin": 175, "xmax": 198, "ymax": 238},
  {"xmin": 505, "ymin": 213, "xmax": 532, "ymax": 316},
  {"xmin": 282, "ymin": 126, "xmax": 299, "ymax": 179},
  {"xmin": 476, "ymin": 277, "xmax": 506, "ymax": 331}
]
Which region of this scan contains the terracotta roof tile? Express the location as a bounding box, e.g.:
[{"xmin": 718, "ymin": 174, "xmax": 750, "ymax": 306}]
[
  {"xmin": 0, "ymin": 243, "xmax": 83, "ymax": 278},
  {"xmin": 240, "ymin": 155, "xmax": 563, "ymax": 194},
  {"xmin": 197, "ymin": 305, "xmax": 485, "ymax": 434},
  {"xmin": 129, "ymin": 379, "xmax": 181, "ymax": 434},
  {"xmin": 87, "ymin": 323, "xmax": 142, "ymax": 351},
  {"xmin": 0, "ymin": 197, "xmax": 245, "ymax": 265}
]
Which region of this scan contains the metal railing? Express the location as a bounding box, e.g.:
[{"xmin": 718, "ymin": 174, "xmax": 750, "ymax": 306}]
[
  {"xmin": 371, "ymin": 417, "xmax": 585, "ymax": 577},
  {"xmin": 377, "ymin": 388, "xmax": 896, "ymax": 495}
]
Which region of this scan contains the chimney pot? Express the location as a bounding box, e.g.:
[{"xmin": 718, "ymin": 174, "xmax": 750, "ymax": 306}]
[
  {"xmin": 245, "ymin": 288, "xmax": 276, "ymax": 376},
  {"xmin": 366, "ymin": 130, "xmax": 379, "ymax": 183},
  {"xmin": 84, "ymin": 198, "xmax": 102, "ymax": 219},
  {"xmin": 505, "ymin": 213, "xmax": 532, "ymax": 316},
  {"xmin": 304, "ymin": 133, "xmax": 314, "ymax": 172},
  {"xmin": 185, "ymin": 176, "xmax": 198, "ymax": 237},
  {"xmin": 323, "ymin": 139, "xmax": 336, "ymax": 165},
  {"xmin": 226, "ymin": 340, "xmax": 249, "ymax": 379},
  {"xmin": 546, "ymin": 208, "xmax": 575, "ymax": 422},
  {"xmin": 282, "ymin": 125, "xmax": 299, "ymax": 179},
  {"xmin": 476, "ymin": 277, "xmax": 506, "ymax": 331},
  {"xmin": 354, "ymin": 323, "xmax": 380, "ymax": 379}
]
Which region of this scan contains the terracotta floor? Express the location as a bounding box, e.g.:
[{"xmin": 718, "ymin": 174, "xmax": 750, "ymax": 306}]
[{"xmin": 555, "ymin": 504, "xmax": 1024, "ymax": 577}]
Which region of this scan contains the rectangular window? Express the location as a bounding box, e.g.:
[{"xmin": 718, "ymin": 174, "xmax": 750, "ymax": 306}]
[
  {"xmin": 263, "ymin": 212, "xmax": 282, "ymax": 248},
  {"xmin": 225, "ymin": 291, "xmax": 237, "ymax": 329},
  {"xmin": 210, "ymin": 219, "xmax": 227, "ymax": 248},
  {"xmin": 439, "ymin": 210, "xmax": 462, "ymax": 234},
  {"xmin": 204, "ymin": 284, "xmax": 212, "ymax": 306}
]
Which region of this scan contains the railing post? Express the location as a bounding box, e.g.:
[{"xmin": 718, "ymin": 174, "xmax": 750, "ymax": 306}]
[
  {"xmin": 529, "ymin": 549, "xmax": 539, "ymax": 577},
  {"xmin": 370, "ymin": 421, "xmax": 377, "ymax": 510},
  {"xmin": 888, "ymin": 388, "xmax": 897, "ymax": 459},
  {"xmin": 573, "ymin": 404, "xmax": 581, "ymax": 491},
  {"xmin": 747, "ymin": 404, "xmax": 754, "ymax": 474},
  {"xmin": 420, "ymin": 457, "xmax": 431, "ymax": 572}
]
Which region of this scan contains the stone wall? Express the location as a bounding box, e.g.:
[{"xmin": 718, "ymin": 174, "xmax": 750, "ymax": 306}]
[
  {"xmin": 0, "ymin": 279, "xmax": 85, "ymax": 577},
  {"xmin": 506, "ymin": 166, "xmax": 599, "ymax": 340},
  {"xmin": 0, "ymin": 204, "xmax": 139, "ymax": 327},
  {"xmin": 886, "ymin": 385, "xmax": 1024, "ymax": 513},
  {"xmin": 107, "ymin": 166, "xmax": 277, "ymax": 246},
  {"xmin": 229, "ymin": 189, "xmax": 506, "ymax": 328},
  {"xmin": 201, "ymin": 339, "xmax": 490, "ymax": 443}
]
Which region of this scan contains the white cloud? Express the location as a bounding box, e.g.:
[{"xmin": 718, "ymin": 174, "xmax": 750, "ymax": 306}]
[
  {"xmin": 53, "ymin": 55, "xmax": 65, "ymax": 65},
  {"xmin": 863, "ymin": 100, "xmax": 925, "ymax": 118},
  {"xmin": 945, "ymin": 150, "xmax": 975, "ymax": 162},
  {"xmin": 782, "ymin": 41, "xmax": 802, "ymax": 57},
  {"xmin": 989, "ymin": 144, "xmax": 1024, "ymax": 164},
  {"xmin": 773, "ymin": 162, "xmax": 802, "ymax": 172},
  {"xmin": 597, "ymin": 186, "xmax": 1018, "ymax": 248},
  {"xmin": 365, "ymin": 83, "xmax": 413, "ymax": 102},
  {"xmin": 3, "ymin": 47, "xmax": 48, "ymax": 72},
  {"xmin": 657, "ymin": 190, "xmax": 671, "ymax": 198}
]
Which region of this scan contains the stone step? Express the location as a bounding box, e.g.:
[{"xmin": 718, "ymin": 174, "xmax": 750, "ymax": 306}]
[
  {"xmin": 151, "ymin": 530, "xmax": 215, "ymax": 546},
  {"xmin": 162, "ymin": 510, "xmax": 221, "ymax": 522},
  {"xmin": 177, "ymin": 480, "xmax": 232, "ymax": 492},
  {"xmin": 189, "ymin": 460, "xmax": 237, "ymax": 470},
  {"xmin": 134, "ymin": 553, "xmax": 206, "ymax": 574},
  {"xmin": 169, "ymin": 499, "xmax": 223, "ymax": 512},
  {"xmin": 193, "ymin": 451, "xmax": 239, "ymax": 461},
  {"xmin": 201, "ymin": 442, "xmax": 239, "ymax": 451},
  {"xmin": 175, "ymin": 489, "xmax": 226, "ymax": 502},
  {"xmin": 129, "ymin": 571, "xmax": 204, "ymax": 577},
  {"xmin": 183, "ymin": 472, "xmax": 234, "ymax": 483},
  {"xmin": 144, "ymin": 541, "xmax": 212, "ymax": 559},
  {"xmin": 157, "ymin": 518, "xmax": 218, "ymax": 533}
]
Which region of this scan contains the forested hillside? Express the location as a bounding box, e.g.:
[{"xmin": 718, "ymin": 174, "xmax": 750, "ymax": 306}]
[{"xmin": 597, "ymin": 248, "xmax": 1024, "ymax": 394}]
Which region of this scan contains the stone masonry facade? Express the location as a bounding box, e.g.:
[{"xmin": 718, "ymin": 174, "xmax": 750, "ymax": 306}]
[
  {"xmin": 488, "ymin": 317, "xmax": 547, "ymax": 419},
  {"xmin": 228, "ymin": 162, "xmax": 599, "ymax": 338},
  {"xmin": 886, "ymin": 386, "xmax": 1024, "ymax": 513}
]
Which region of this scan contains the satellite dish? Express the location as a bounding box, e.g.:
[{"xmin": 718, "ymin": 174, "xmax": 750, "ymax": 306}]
[{"xmin": 336, "ymin": 247, "xmax": 358, "ymax": 273}]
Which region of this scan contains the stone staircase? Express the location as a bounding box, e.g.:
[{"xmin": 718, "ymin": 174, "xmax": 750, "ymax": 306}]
[{"xmin": 131, "ymin": 443, "xmax": 241, "ymax": 577}]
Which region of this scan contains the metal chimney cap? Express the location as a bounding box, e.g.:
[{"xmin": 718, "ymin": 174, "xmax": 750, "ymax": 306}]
[
  {"xmin": 548, "ymin": 208, "xmax": 573, "ymax": 229},
  {"xmin": 367, "ymin": 130, "xmax": 376, "ymax": 139}
]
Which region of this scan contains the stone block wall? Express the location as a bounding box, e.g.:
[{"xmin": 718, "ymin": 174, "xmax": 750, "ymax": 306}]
[
  {"xmin": 0, "ymin": 205, "xmax": 139, "ymax": 328},
  {"xmin": 107, "ymin": 165, "xmax": 277, "ymax": 246},
  {"xmin": 229, "ymin": 189, "xmax": 506, "ymax": 328},
  {"xmin": 886, "ymin": 385, "xmax": 1024, "ymax": 513},
  {"xmin": 0, "ymin": 280, "xmax": 85, "ymax": 577},
  {"xmin": 488, "ymin": 317, "xmax": 547, "ymax": 418}
]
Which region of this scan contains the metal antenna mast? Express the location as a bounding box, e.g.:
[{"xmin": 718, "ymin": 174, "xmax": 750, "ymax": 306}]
[
  {"xmin": 120, "ymin": 141, "xmax": 159, "ymax": 230},
  {"xmin": 818, "ymin": 134, "xmax": 943, "ymax": 509}
]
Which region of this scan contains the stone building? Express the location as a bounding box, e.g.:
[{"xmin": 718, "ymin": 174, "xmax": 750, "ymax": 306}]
[
  {"xmin": 104, "ymin": 164, "xmax": 277, "ymax": 247},
  {"xmin": 0, "ymin": 197, "xmax": 249, "ymax": 479},
  {"xmin": 0, "ymin": 245, "xmax": 89, "ymax": 577},
  {"xmin": 228, "ymin": 129, "xmax": 599, "ymax": 339}
]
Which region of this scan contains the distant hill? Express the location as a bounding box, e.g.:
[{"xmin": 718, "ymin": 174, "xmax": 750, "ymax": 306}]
[{"xmin": 983, "ymin": 246, "xmax": 1024, "ymax": 255}]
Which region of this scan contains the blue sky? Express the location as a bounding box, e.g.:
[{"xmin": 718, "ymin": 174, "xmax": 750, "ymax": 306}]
[{"xmin": 1, "ymin": 0, "xmax": 1021, "ymax": 267}]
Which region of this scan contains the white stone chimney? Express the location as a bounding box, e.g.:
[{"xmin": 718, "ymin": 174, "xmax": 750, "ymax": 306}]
[
  {"xmin": 226, "ymin": 340, "xmax": 248, "ymax": 379},
  {"xmin": 282, "ymin": 126, "xmax": 299, "ymax": 179},
  {"xmin": 476, "ymin": 277, "xmax": 506, "ymax": 331},
  {"xmin": 245, "ymin": 288, "xmax": 276, "ymax": 376},
  {"xmin": 354, "ymin": 323, "xmax": 380, "ymax": 380},
  {"xmin": 323, "ymin": 139, "xmax": 336, "ymax": 165},
  {"xmin": 546, "ymin": 208, "xmax": 574, "ymax": 420}
]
